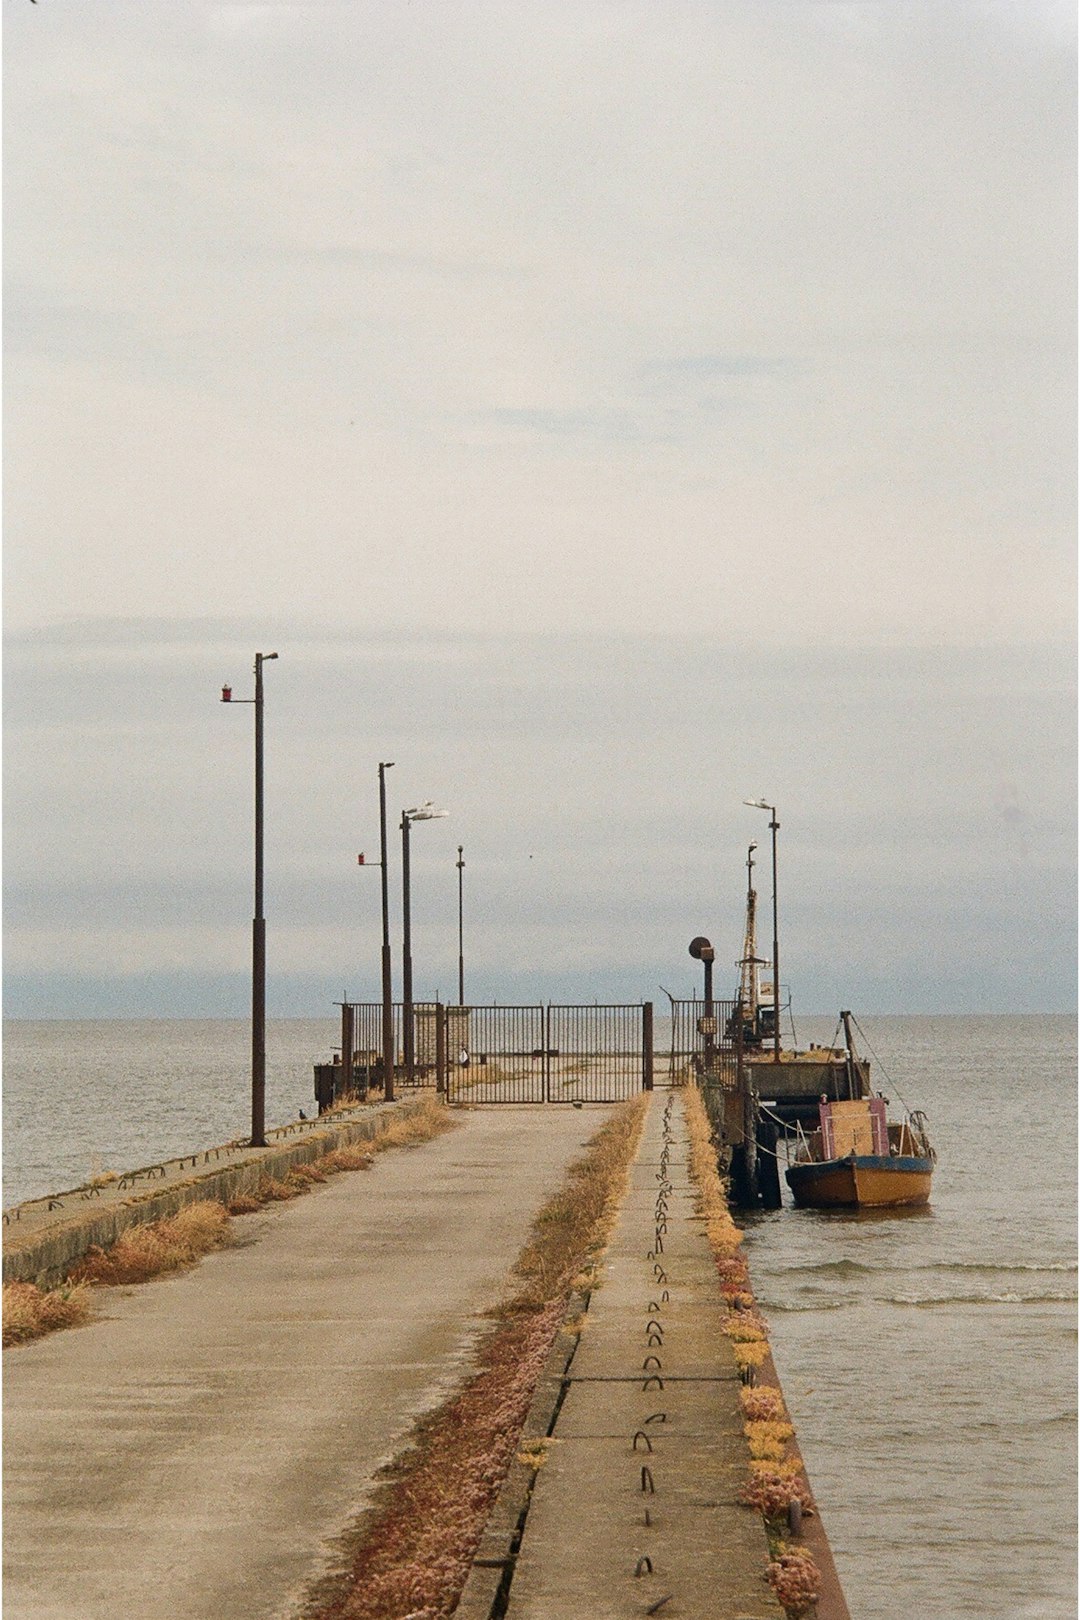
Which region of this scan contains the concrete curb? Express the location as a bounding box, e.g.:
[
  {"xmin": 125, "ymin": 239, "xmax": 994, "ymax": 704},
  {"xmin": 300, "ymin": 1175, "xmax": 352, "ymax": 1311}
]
[
  {"xmin": 3, "ymin": 1098, "xmax": 434, "ymax": 1289},
  {"xmin": 454, "ymin": 1289, "xmax": 588, "ymax": 1620},
  {"xmin": 755, "ymin": 1343, "xmax": 852, "ymax": 1620}
]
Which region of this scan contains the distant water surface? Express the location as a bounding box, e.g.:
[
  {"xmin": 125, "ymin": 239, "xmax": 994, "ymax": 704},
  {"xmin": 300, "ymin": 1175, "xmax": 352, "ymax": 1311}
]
[
  {"xmin": 3, "ymin": 1018, "xmax": 337, "ymax": 1206},
  {"xmin": 744, "ymin": 1014, "xmax": 1076, "ymax": 1620}
]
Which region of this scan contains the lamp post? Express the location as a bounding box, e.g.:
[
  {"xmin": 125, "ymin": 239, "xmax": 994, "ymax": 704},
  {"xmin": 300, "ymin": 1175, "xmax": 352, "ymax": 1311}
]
[
  {"xmin": 743, "ymin": 798, "xmax": 780, "ymax": 1061},
  {"xmin": 221, "ymin": 651, "xmax": 279, "ymax": 1147},
  {"xmin": 379, "ymin": 763, "xmax": 395, "ymax": 1100},
  {"xmin": 401, "ymin": 802, "xmax": 449, "ymax": 1081},
  {"xmin": 456, "ymin": 845, "xmax": 465, "ymax": 1006},
  {"xmin": 688, "ymin": 936, "xmax": 716, "ymax": 1075}
]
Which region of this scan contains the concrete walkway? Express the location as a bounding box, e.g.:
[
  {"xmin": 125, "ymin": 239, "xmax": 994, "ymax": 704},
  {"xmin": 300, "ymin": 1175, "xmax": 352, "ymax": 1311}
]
[
  {"xmin": 2, "ymin": 1104, "xmax": 611, "ymax": 1620},
  {"xmin": 501, "ymin": 1091, "xmax": 780, "ymax": 1619}
]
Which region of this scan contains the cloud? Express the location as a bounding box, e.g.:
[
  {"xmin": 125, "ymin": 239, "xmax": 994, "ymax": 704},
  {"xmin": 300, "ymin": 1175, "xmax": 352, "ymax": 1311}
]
[
  {"xmin": 3, "ymin": 1, "xmax": 1072, "ymax": 642},
  {"xmin": 3, "ymin": 622, "xmax": 1074, "ymax": 1015}
]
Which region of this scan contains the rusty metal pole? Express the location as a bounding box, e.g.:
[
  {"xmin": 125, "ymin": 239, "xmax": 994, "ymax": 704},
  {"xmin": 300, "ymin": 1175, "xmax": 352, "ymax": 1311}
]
[
  {"xmin": 402, "ymin": 811, "xmax": 414, "ymax": 1084},
  {"xmin": 643, "ymin": 1002, "xmax": 654, "ymax": 1092},
  {"xmin": 769, "ymin": 809, "xmax": 780, "ymax": 1063},
  {"xmin": 456, "ymin": 845, "xmax": 465, "ymax": 1007},
  {"xmin": 340, "ymin": 1001, "xmax": 354, "ymax": 1101},
  {"xmin": 378, "ymin": 763, "xmax": 395, "ymax": 1101},
  {"xmin": 703, "ymin": 949, "xmax": 715, "ymax": 1074},
  {"xmin": 251, "ymin": 651, "xmax": 278, "ymax": 1147},
  {"xmin": 221, "ymin": 654, "xmax": 277, "ymax": 1148},
  {"xmin": 744, "ymin": 799, "xmax": 781, "ymax": 1063},
  {"xmin": 436, "ymin": 1002, "xmax": 447, "ymax": 1096}
]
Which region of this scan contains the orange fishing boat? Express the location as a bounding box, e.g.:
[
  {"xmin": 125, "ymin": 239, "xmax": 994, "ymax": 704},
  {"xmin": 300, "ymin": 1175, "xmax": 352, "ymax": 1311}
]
[{"xmin": 784, "ymin": 1013, "xmax": 935, "ymax": 1210}]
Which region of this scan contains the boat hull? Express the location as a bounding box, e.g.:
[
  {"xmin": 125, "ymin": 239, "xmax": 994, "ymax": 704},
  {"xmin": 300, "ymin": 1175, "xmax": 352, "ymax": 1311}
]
[{"xmin": 785, "ymin": 1155, "xmax": 933, "ymax": 1209}]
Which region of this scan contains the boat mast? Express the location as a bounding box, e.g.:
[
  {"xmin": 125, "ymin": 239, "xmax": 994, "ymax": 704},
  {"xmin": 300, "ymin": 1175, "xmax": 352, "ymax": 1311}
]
[
  {"xmin": 840, "ymin": 1009, "xmax": 858, "ymax": 1099},
  {"xmin": 738, "ymin": 843, "xmax": 760, "ymax": 1042}
]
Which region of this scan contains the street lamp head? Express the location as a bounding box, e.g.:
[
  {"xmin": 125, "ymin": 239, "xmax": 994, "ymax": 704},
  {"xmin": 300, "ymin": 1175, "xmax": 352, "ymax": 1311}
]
[
  {"xmin": 405, "ymin": 802, "xmax": 449, "ymax": 822},
  {"xmin": 743, "ymin": 797, "xmax": 771, "ymax": 810}
]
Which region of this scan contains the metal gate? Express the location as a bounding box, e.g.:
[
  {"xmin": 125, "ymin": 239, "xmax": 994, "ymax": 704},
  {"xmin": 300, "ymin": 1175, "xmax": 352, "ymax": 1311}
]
[
  {"xmin": 667, "ymin": 998, "xmax": 739, "ymax": 1089},
  {"xmin": 336, "ymin": 1001, "xmax": 654, "ymax": 1103},
  {"xmin": 446, "ymin": 1005, "xmax": 547, "ymax": 1102},
  {"xmin": 447, "ymin": 1003, "xmax": 653, "ymax": 1103},
  {"xmin": 545, "ymin": 1005, "xmax": 652, "ymax": 1102}
]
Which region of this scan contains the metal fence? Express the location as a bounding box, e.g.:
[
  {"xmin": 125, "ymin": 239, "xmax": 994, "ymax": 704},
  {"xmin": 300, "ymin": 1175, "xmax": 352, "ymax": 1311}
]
[
  {"xmin": 334, "ymin": 1001, "xmax": 655, "ymax": 1104},
  {"xmin": 544, "ymin": 1004, "xmax": 653, "ymax": 1103},
  {"xmin": 447, "ymin": 1005, "xmax": 547, "ymax": 1102},
  {"xmin": 666, "ymin": 998, "xmax": 739, "ymax": 1090}
]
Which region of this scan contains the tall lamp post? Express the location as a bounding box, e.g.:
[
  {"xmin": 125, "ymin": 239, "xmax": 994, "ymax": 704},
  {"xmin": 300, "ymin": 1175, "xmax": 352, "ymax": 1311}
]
[
  {"xmin": 743, "ymin": 798, "xmax": 780, "ymax": 1062},
  {"xmin": 456, "ymin": 845, "xmax": 465, "ymax": 1006},
  {"xmin": 359, "ymin": 762, "xmax": 396, "ymax": 1099},
  {"xmin": 401, "ymin": 802, "xmax": 449, "ymax": 1081},
  {"xmin": 221, "ymin": 651, "xmax": 279, "ymax": 1147},
  {"xmin": 378, "ymin": 763, "xmax": 395, "ymax": 1099}
]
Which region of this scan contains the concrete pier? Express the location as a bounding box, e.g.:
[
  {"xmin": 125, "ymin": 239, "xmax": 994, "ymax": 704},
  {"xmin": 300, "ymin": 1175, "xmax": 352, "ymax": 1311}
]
[
  {"xmin": 2, "ymin": 1105, "xmax": 608, "ymax": 1620},
  {"xmin": 5, "ymin": 1088, "xmax": 848, "ymax": 1620},
  {"xmin": 488, "ymin": 1091, "xmax": 781, "ymax": 1618}
]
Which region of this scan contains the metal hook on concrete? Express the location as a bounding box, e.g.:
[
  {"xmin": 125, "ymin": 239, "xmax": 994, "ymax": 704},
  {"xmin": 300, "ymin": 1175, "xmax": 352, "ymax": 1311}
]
[
  {"xmin": 642, "ymin": 1375, "xmax": 664, "ymax": 1391},
  {"xmin": 640, "ymin": 1465, "xmax": 655, "ymax": 1494},
  {"xmin": 632, "ymin": 1430, "xmax": 653, "ymax": 1452},
  {"xmin": 645, "ymin": 1594, "xmax": 674, "ymax": 1615},
  {"xmin": 643, "ymin": 1355, "xmax": 662, "ymax": 1371},
  {"xmin": 634, "ymin": 1556, "xmax": 654, "ymax": 1577},
  {"xmin": 645, "ymin": 1412, "xmax": 667, "ymax": 1423}
]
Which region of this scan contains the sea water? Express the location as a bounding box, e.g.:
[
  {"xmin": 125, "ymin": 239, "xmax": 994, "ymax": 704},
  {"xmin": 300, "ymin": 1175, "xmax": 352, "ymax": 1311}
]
[
  {"xmin": 744, "ymin": 1014, "xmax": 1077, "ymax": 1620},
  {"xmin": 2, "ymin": 1013, "xmax": 1075, "ymax": 1617},
  {"xmin": 2, "ymin": 1017, "xmax": 337, "ymax": 1206}
]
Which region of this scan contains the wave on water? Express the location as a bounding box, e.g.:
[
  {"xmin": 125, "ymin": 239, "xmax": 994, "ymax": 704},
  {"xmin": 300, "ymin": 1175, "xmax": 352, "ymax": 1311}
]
[
  {"xmin": 789, "ymin": 1258, "xmax": 1077, "ymax": 1278},
  {"xmin": 888, "ymin": 1290, "xmax": 1077, "ymax": 1307},
  {"xmin": 788, "ymin": 1258, "xmax": 878, "ymax": 1277},
  {"xmin": 756, "ymin": 1297, "xmax": 853, "ymax": 1313}
]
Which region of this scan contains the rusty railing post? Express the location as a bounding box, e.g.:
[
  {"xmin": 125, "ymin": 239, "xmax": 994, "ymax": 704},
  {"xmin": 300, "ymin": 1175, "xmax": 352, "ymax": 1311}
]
[
  {"xmin": 340, "ymin": 1002, "xmax": 354, "ymax": 1101},
  {"xmin": 436, "ymin": 1001, "xmax": 447, "ymax": 1096},
  {"xmin": 643, "ymin": 1001, "xmax": 654, "ymax": 1091}
]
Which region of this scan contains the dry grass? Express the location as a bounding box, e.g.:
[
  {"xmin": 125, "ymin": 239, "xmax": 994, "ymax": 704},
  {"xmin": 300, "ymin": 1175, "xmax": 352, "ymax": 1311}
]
[
  {"xmin": 226, "ymin": 1193, "xmax": 264, "ymax": 1215},
  {"xmin": 510, "ymin": 1094, "xmax": 649, "ymax": 1309},
  {"xmin": 766, "ymin": 1544, "xmax": 823, "ymax": 1617},
  {"xmin": 741, "ymin": 1385, "xmax": 788, "ymax": 1423},
  {"xmin": 680, "ymin": 1085, "xmax": 821, "ymax": 1609},
  {"xmin": 5, "ymin": 1099, "xmax": 456, "ymax": 1350},
  {"xmin": 306, "ymin": 1093, "xmax": 650, "ymax": 1620},
  {"xmin": 368, "ymin": 1093, "xmax": 456, "ymax": 1154},
  {"xmin": 71, "ymin": 1199, "xmax": 231, "ymax": 1286},
  {"xmin": 2, "ymin": 1281, "xmax": 92, "ymax": 1346},
  {"xmin": 321, "ymin": 1144, "xmax": 374, "ymax": 1173}
]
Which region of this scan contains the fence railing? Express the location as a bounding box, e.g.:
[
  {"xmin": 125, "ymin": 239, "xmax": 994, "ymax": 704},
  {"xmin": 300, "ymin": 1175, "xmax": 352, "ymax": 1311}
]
[
  {"xmin": 665, "ymin": 998, "xmax": 740, "ymax": 1090},
  {"xmin": 322, "ymin": 1002, "xmax": 655, "ymax": 1106}
]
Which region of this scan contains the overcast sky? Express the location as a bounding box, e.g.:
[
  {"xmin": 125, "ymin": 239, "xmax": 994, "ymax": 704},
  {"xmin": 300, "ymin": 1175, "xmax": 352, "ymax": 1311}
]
[{"xmin": 4, "ymin": 2, "xmax": 1075, "ymax": 1017}]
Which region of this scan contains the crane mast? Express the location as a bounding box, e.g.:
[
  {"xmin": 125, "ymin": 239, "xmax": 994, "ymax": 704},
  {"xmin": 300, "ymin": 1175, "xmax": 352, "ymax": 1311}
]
[{"xmin": 737, "ymin": 842, "xmax": 764, "ymax": 1044}]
